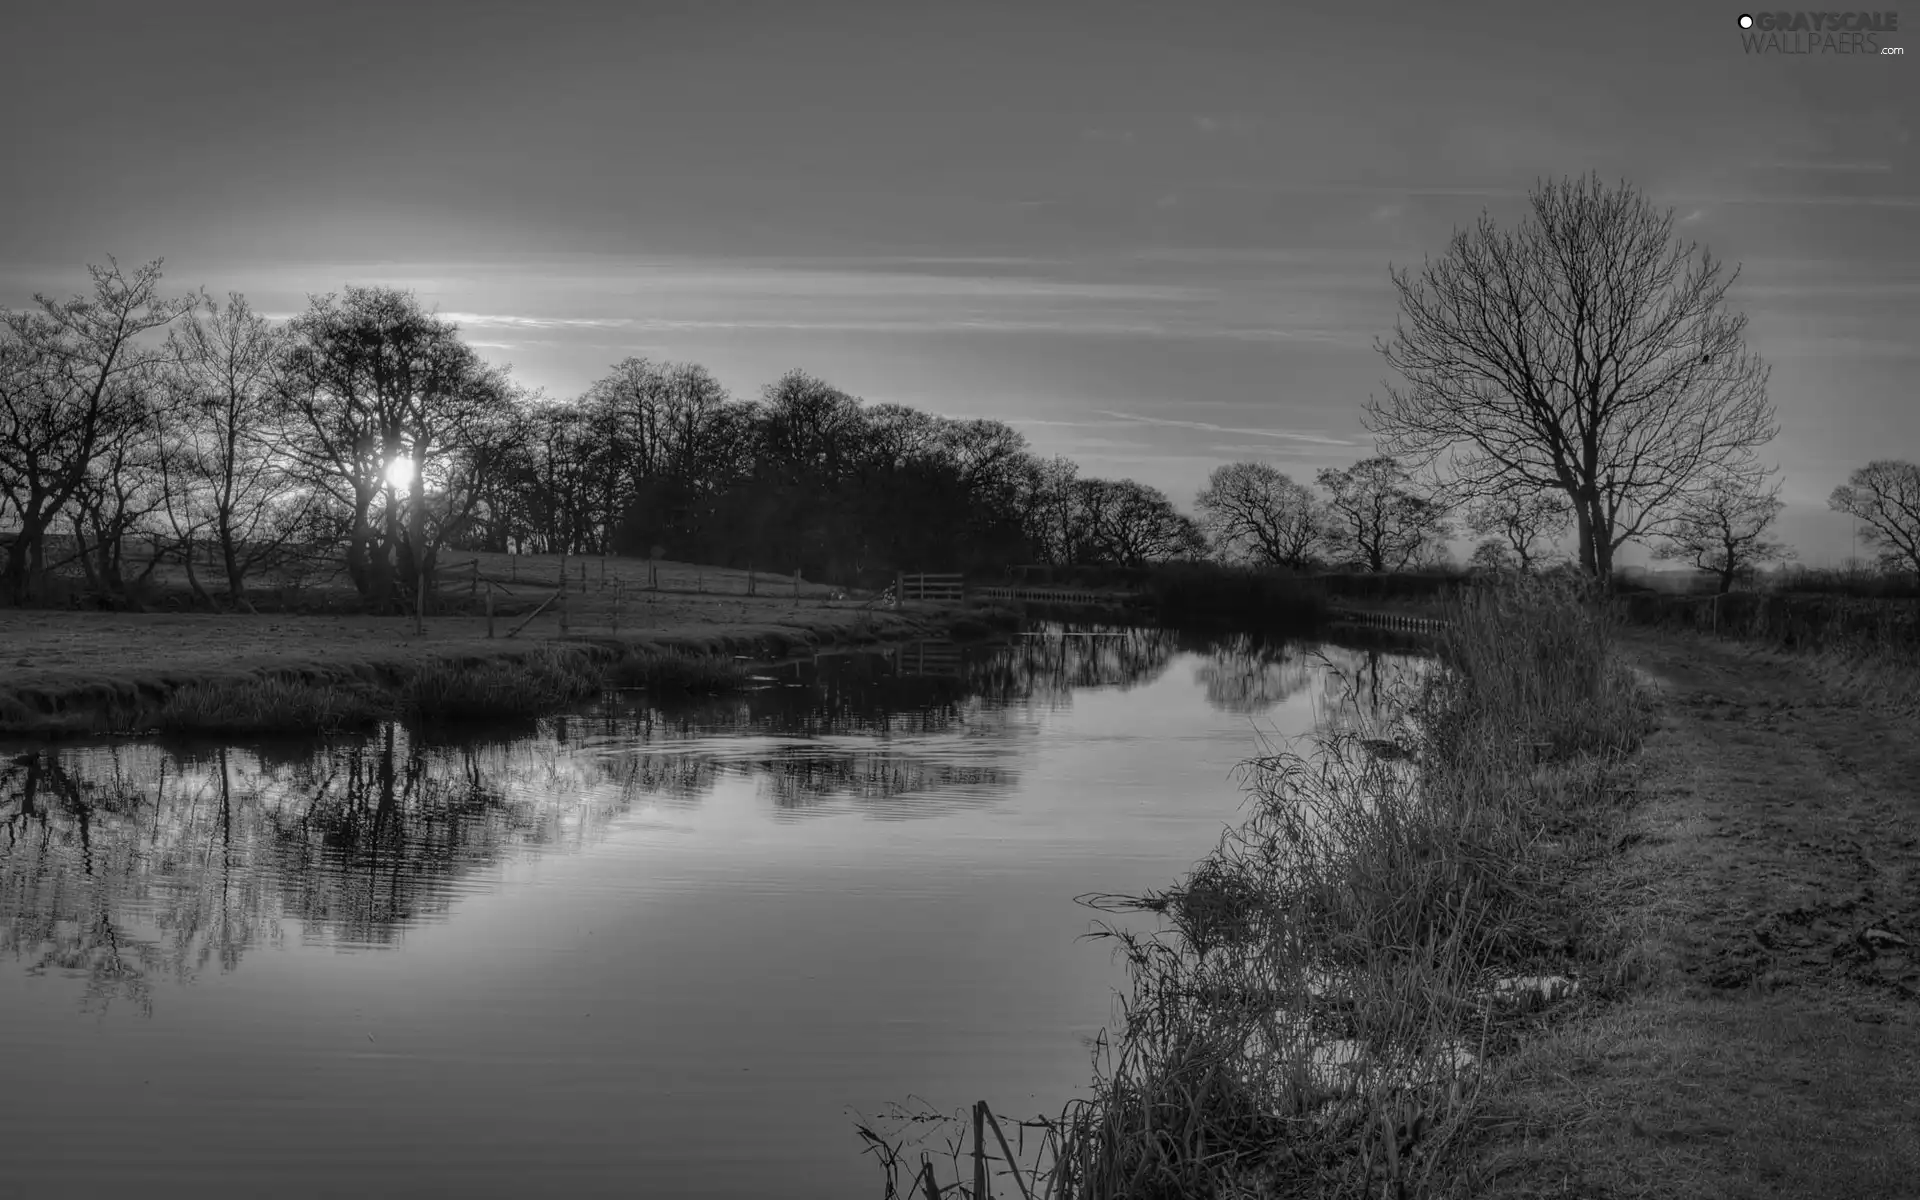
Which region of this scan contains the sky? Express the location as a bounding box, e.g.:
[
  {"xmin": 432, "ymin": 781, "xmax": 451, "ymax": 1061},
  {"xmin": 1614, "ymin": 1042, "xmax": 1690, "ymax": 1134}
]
[{"xmin": 1, "ymin": 0, "xmax": 1913, "ymax": 565}]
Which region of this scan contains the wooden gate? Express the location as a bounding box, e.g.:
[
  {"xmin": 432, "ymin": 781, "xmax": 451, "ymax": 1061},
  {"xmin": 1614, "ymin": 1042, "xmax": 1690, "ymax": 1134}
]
[{"xmin": 896, "ymin": 572, "xmax": 964, "ymax": 604}]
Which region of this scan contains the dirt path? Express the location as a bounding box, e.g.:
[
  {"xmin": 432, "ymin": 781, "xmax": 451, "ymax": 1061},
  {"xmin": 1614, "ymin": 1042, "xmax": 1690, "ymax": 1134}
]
[{"xmin": 1467, "ymin": 630, "xmax": 1920, "ymax": 1198}]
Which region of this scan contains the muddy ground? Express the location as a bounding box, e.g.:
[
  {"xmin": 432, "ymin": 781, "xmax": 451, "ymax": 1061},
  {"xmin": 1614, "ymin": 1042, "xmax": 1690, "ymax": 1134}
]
[{"xmin": 1466, "ymin": 629, "xmax": 1920, "ymax": 1197}]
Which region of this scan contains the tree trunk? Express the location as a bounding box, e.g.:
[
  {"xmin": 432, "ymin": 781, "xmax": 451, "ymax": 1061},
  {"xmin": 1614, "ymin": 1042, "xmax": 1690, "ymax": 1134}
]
[
  {"xmin": 219, "ymin": 515, "xmax": 250, "ymax": 609},
  {"xmin": 1573, "ymin": 497, "xmax": 1598, "ymax": 578},
  {"xmin": 72, "ymin": 517, "xmax": 101, "ymax": 592},
  {"xmin": 182, "ymin": 534, "xmax": 216, "ymax": 610}
]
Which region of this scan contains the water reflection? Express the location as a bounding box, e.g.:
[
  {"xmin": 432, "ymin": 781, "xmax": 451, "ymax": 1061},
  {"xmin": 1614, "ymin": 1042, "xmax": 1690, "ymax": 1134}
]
[
  {"xmin": 2, "ymin": 622, "xmax": 1431, "ymax": 1198},
  {"xmin": 1, "ymin": 624, "xmax": 1429, "ymax": 1015}
]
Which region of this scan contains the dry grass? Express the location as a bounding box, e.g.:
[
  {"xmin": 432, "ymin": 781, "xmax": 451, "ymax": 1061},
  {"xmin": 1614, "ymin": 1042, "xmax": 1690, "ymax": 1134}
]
[
  {"xmin": 862, "ymin": 577, "xmax": 1655, "ymax": 1198},
  {"xmin": 1449, "ymin": 629, "xmax": 1920, "ymax": 1198},
  {"xmin": 154, "ymin": 677, "xmax": 397, "ymax": 734}
]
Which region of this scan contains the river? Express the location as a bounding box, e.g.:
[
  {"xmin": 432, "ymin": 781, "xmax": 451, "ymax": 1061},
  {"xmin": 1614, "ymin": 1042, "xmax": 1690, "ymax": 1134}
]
[{"xmin": 0, "ymin": 624, "xmax": 1420, "ymax": 1199}]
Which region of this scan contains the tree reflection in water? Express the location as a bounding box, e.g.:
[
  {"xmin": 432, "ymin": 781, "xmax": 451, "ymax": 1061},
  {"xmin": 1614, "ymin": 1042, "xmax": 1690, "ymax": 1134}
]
[{"xmin": 0, "ymin": 622, "xmax": 1418, "ymax": 1010}]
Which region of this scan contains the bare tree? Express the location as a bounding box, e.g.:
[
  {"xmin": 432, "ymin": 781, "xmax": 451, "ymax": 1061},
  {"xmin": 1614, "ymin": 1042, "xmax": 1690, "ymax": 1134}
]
[
  {"xmin": 1072, "ymin": 478, "xmax": 1208, "ymax": 565},
  {"xmin": 1464, "ymin": 490, "xmax": 1571, "ymax": 572},
  {"xmin": 1654, "ymin": 473, "xmax": 1793, "ymax": 593},
  {"xmin": 164, "ymin": 293, "xmax": 306, "ymax": 609},
  {"xmin": 1195, "ymin": 462, "xmax": 1325, "ymax": 569},
  {"xmin": 278, "ymin": 287, "xmax": 510, "ymax": 606},
  {"xmin": 1367, "ymin": 174, "xmax": 1778, "ymax": 580},
  {"xmin": 1315, "ymin": 456, "xmax": 1449, "ymax": 572},
  {"xmin": 67, "ymin": 376, "xmax": 172, "ymax": 603},
  {"xmin": 0, "ymin": 259, "xmax": 192, "ymax": 604},
  {"xmin": 1467, "ymin": 538, "xmax": 1518, "ymax": 575},
  {"xmin": 1829, "ymin": 460, "xmax": 1920, "ymax": 578}
]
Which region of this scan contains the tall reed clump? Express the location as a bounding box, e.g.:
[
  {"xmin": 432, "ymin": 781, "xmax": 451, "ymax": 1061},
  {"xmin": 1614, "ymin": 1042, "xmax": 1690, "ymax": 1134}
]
[
  {"xmin": 155, "ymin": 677, "xmax": 397, "ymax": 734},
  {"xmin": 403, "ymin": 645, "xmax": 608, "ymax": 723},
  {"xmin": 865, "ymin": 575, "xmax": 1649, "ymax": 1199},
  {"xmin": 605, "ymin": 648, "xmax": 750, "ymax": 692}
]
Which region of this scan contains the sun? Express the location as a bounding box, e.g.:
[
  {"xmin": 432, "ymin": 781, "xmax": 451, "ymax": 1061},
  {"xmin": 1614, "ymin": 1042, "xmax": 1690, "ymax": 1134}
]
[{"xmin": 385, "ymin": 456, "xmax": 416, "ymax": 491}]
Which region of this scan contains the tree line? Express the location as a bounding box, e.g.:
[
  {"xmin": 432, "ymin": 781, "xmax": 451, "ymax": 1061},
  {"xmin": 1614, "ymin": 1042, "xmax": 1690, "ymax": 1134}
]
[
  {"xmin": 0, "ymin": 266, "xmax": 1218, "ymax": 609},
  {"xmin": 5, "ymin": 175, "xmax": 1917, "ymax": 610}
]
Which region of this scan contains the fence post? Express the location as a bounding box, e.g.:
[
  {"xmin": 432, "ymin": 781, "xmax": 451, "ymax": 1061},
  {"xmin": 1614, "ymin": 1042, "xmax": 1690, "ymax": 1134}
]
[
  {"xmin": 748, "ymin": 564, "xmax": 756, "ymax": 597},
  {"xmin": 600, "ymin": 554, "xmax": 606, "ymax": 589},
  {"xmin": 511, "ymin": 552, "xmax": 518, "ymax": 583},
  {"xmin": 794, "ymin": 568, "xmax": 800, "ymax": 599},
  {"xmin": 415, "ymin": 563, "xmax": 426, "ymax": 636},
  {"xmin": 486, "ymin": 583, "xmax": 495, "ymax": 638},
  {"xmin": 612, "ymin": 578, "xmax": 621, "ymax": 634},
  {"xmin": 559, "ymin": 585, "xmax": 568, "ymax": 634},
  {"xmin": 470, "ymin": 558, "xmax": 478, "ymax": 597},
  {"xmin": 560, "ymin": 552, "xmax": 568, "ymax": 596},
  {"xmin": 972, "ymin": 1101, "xmax": 987, "ymax": 1199},
  {"xmin": 580, "ymin": 560, "xmax": 587, "ymax": 589}
]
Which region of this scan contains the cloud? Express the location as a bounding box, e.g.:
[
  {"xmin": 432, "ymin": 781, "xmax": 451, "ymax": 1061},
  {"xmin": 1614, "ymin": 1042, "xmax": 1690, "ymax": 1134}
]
[
  {"xmin": 1672, "ymin": 192, "xmax": 1920, "ymax": 210},
  {"xmin": 1193, "ymin": 114, "xmax": 1260, "ymax": 136},
  {"xmin": 1090, "ymin": 410, "xmax": 1355, "ymax": 446},
  {"xmin": 1680, "ymin": 208, "xmax": 1708, "ymax": 223},
  {"xmin": 441, "ymin": 312, "xmax": 635, "ymax": 330},
  {"xmin": 1753, "ymin": 159, "xmax": 1896, "ymax": 173},
  {"xmin": 1764, "ymin": 336, "xmax": 1920, "ymax": 359}
]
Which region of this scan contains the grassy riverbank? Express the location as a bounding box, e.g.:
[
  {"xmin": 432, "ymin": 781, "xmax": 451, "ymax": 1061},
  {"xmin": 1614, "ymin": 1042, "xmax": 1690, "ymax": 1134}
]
[
  {"xmin": 0, "ymin": 596, "xmax": 1002, "ymax": 737},
  {"xmin": 1453, "ymin": 631, "xmax": 1920, "ymax": 1197},
  {"xmin": 865, "ymin": 576, "xmax": 1655, "ymax": 1197}
]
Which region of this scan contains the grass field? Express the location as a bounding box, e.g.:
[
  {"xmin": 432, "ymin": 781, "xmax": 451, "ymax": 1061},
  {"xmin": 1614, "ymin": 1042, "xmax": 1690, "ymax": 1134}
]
[{"xmin": 0, "ymin": 553, "xmax": 985, "ymax": 736}]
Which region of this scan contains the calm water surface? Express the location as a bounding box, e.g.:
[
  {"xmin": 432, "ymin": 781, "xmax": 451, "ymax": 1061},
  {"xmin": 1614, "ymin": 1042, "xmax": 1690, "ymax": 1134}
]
[{"xmin": 1, "ymin": 624, "xmax": 1417, "ymax": 1199}]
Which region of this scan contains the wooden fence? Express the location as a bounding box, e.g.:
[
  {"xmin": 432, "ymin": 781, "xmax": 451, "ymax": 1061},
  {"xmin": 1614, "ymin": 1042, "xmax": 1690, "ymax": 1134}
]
[
  {"xmin": 1327, "ymin": 606, "xmax": 1449, "ymax": 634},
  {"xmin": 970, "ymin": 584, "xmax": 1142, "ymax": 607},
  {"xmin": 893, "ymin": 640, "xmax": 963, "ymax": 677},
  {"xmin": 897, "ymin": 572, "xmax": 965, "ymax": 604}
]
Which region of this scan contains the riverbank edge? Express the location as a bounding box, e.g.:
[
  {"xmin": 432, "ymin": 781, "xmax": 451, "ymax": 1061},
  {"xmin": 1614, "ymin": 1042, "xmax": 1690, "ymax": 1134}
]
[
  {"xmin": 0, "ymin": 604, "xmax": 1006, "ymax": 739},
  {"xmin": 856, "ymin": 583, "xmax": 1658, "ymax": 1197}
]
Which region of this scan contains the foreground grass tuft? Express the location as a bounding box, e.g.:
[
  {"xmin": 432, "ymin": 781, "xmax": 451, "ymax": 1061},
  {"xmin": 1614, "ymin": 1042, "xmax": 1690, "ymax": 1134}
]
[
  {"xmin": 156, "ymin": 677, "xmax": 396, "ymax": 734},
  {"xmin": 403, "ymin": 645, "xmax": 608, "ymax": 723},
  {"xmin": 606, "ymin": 648, "xmax": 749, "ymax": 692}
]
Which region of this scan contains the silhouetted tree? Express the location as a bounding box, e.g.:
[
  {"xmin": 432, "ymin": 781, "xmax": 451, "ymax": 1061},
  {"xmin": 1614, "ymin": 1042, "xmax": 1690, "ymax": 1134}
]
[
  {"xmin": 0, "ymin": 259, "xmax": 192, "ymax": 603},
  {"xmin": 1195, "ymin": 461, "xmax": 1324, "ymax": 568},
  {"xmin": 278, "ymin": 288, "xmax": 516, "ymax": 605},
  {"xmin": 1653, "ymin": 472, "xmax": 1792, "ymax": 593},
  {"xmin": 1368, "ymin": 174, "xmax": 1777, "ymax": 579},
  {"xmin": 1071, "ymin": 478, "xmax": 1208, "ymax": 565},
  {"xmin": 1463, "ymin": 490, "xmax": 1570, "ymax": 573},
  {"xmin": 1828, "ymin": 460, "xmax": 1920, "ymax": 578},
  {"xmin": 162, "ymin": 293, "xmax": 307, "ymax": 608},
  {"xmin": 1316, "ymin": 456, "xmax": 1449, "ymax": 572}
]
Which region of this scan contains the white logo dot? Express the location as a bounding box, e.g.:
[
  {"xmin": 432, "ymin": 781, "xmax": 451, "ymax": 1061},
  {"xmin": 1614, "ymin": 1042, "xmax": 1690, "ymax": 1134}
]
[{"xmin": 1738, "ymin": 13, "xmax": 1754, "ymax": 27}]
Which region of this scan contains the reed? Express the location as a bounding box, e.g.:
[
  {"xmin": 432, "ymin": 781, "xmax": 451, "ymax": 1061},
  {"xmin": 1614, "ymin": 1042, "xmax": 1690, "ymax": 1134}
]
[
  {"xmin": 155, "ymin": 677, "xmax": 396, "ymax": 734},
  {"xmin": 402, "ymin": 645, "xmax": 607, "ymax": 723},
  {"xmin": 605, "ymin": 648, "xmax": 750, "ymax": 692},
  {"xmin": 864, "ymin": 574, "xmax": 1652, "ymax": 1199}
]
